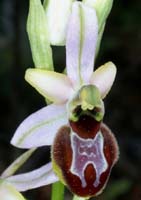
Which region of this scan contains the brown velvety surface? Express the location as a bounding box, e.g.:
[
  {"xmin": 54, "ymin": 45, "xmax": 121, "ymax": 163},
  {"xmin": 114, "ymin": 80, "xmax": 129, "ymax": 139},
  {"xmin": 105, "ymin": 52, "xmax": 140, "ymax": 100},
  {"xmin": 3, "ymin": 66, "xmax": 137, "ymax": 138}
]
[
  {"xmin": 52, "ymin": 123, "xmax": 119, "ymax": 197},
  {"xmin": 70, "ymin": 115, "xmax": 101, "ymax": 139}
]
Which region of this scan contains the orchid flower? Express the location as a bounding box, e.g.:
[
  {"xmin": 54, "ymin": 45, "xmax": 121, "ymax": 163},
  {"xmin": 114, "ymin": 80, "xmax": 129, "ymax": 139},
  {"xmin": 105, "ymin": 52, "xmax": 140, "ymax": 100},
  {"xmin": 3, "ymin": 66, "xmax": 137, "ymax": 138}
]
[{"xmin": 9, "ymin": 2, "xmax": 119, "ymax": 198}]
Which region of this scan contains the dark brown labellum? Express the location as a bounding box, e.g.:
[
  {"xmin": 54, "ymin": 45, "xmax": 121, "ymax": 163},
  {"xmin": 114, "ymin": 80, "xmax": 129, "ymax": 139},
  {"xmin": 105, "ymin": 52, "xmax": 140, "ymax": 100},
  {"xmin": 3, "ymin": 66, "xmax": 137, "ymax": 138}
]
[{"xmin": 52, "ymin": 123, "xmax": 119, "ymax": 197}]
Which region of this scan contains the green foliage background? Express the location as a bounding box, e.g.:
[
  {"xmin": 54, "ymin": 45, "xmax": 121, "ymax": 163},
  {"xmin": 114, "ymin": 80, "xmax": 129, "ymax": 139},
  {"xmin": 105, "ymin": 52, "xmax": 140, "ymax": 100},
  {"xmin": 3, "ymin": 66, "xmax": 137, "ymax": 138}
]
[{"xmin": 0, "ymin": 0, "xmax": 141, "ymax": 199}]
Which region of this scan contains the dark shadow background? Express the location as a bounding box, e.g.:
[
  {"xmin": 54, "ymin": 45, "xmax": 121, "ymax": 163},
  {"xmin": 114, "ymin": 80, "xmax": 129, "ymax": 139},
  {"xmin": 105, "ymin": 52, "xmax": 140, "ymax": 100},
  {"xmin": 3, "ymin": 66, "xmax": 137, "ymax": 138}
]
[{"xmin": 0, "ymin": 0, "xmax": 141, "ymax": 199}]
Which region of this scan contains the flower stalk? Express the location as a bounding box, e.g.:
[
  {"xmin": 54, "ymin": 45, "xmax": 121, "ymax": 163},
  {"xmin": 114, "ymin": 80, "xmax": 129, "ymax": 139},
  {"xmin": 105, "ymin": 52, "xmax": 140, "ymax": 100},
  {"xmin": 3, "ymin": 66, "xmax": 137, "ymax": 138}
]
[{"xmin": 51, "ymin": 181, "xmax": 65, "ymax": 200}]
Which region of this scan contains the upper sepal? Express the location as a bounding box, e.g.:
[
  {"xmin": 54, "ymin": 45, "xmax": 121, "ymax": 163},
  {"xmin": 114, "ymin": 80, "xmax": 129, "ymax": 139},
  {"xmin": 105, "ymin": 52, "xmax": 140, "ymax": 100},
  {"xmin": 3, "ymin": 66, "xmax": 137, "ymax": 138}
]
[
  {"xmin": 83, "ymin": 0, "xmax": 113, "ymax": 57},
  {"xmin": 66, "ymin": 2, "xmax": 98, "ymax": 87}
]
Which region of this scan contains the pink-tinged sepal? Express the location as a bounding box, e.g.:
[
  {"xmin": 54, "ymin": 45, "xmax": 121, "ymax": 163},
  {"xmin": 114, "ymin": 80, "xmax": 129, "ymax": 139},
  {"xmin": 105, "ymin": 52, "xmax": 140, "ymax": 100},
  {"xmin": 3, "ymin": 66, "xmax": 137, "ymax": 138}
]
[
  {"xmin": 52, "ymin": 123, "xmax": 119, "ymax": 198},
  {"xmin": 66, "ymin": 2, "xmax": 98, "ymax": 87}
]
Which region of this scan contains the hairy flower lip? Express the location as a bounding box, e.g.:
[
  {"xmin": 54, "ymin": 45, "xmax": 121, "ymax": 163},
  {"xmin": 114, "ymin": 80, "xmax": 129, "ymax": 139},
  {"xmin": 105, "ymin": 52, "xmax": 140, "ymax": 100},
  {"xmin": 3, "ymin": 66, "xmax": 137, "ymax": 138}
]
[{"xmin": 52, "ymin": 123, "xmax": 119, "ymax": 198}]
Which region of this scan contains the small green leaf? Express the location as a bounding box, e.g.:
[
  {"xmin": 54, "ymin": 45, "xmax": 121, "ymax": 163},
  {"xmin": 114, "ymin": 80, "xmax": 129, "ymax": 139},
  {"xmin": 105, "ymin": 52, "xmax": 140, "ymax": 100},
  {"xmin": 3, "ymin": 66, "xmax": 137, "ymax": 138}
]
[{"xmin": 27, "ymin": 0, "xmax": 53, "ymax": 70}]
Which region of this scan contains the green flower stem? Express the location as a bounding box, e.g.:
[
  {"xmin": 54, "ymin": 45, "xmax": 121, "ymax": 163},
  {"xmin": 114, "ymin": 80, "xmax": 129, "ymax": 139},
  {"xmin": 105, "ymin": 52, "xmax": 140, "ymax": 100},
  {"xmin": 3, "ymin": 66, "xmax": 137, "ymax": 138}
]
[
  {"xmin": 51, "ymin": 181, "xmax": 65, "ymax": 200},
  {"xmin": 1, "ymin": 148, "xmax": 36, "ymax": 178},
  {"xmin": 73, "ymin": 195, "xmax": 89, "ymax": 200}
]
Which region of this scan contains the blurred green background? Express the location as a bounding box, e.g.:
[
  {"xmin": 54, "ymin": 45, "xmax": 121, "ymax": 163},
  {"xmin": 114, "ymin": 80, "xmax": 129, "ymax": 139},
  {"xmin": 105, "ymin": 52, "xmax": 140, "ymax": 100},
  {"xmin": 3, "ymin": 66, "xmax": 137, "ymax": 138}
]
[{"xmin": 0, "ymin": 0, "xmax": 141, "ymax": 199}]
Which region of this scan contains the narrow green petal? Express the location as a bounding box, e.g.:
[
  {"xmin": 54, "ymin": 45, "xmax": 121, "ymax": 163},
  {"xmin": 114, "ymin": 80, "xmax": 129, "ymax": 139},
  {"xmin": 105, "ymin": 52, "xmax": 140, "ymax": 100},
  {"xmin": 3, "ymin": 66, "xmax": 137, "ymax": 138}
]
[{"xmin": 27, "ymin": 0, "xmax": 53, "ymax": 70}]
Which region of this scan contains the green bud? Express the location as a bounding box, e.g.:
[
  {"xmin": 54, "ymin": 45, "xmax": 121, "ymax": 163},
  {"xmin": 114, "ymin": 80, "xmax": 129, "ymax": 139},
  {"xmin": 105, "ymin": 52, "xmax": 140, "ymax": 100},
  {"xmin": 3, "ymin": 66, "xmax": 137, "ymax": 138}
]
[
  {"xmin": 27, "ymin": 0, "xmax": 53, "ymax": 70},
  {"xmin": 44, "ymin": 0, "xmax": 74, "ymax": 45},
  {"xmin": 0, "ymin": 180, "xmax": 26, "ymax": 200},
  {"xmin": 68, "ymin": 85, "xmax": 104, "ymax": 122},
  {"xmin": 83, "ymin": 0, "xmax": 113, "ymax": 31}
]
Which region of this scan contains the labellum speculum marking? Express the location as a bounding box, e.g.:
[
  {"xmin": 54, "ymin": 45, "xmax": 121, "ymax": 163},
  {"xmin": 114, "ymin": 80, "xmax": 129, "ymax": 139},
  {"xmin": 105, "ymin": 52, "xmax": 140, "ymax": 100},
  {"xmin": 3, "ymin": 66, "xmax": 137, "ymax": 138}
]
[
  {"xmin": 70, "ymin": 131, "xmax": 108, "ymax": 188},
  {"xmin": 52, "ymin": 86, "xmax": 119, "ymax": 197}
]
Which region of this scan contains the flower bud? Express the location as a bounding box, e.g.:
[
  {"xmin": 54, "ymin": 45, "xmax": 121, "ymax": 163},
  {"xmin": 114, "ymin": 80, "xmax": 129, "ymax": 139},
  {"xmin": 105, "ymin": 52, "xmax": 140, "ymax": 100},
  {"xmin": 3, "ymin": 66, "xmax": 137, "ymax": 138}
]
[
  {"xmin": 44, "ymin": 0, "xmax": 74, "ymax": 45},
  {"xmin": 0, "ymin": 180, "xmax": 26, "ymax": 200}
]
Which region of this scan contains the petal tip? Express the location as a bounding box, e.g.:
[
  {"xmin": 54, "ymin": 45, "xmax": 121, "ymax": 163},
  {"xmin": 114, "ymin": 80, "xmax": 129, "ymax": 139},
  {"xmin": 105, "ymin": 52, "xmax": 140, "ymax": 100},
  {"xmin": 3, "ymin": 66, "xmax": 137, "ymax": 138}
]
[
  {"xmin": 106, "ymin": 61, "xmax": 117, "ymax": 75},
  {"xmin": 90, "ymin": 61, "xmax": 117, "ymax": 98}
]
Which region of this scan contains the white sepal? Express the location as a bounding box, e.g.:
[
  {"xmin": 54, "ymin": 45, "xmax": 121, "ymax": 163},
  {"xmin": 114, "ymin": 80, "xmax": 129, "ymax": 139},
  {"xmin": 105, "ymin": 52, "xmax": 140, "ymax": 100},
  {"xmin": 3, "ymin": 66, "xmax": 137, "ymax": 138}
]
[
  {"xmin": 66, "ymin": 2, "xmax": 98, "ymax": 88},
  {"xmin": 11, "ymin": 104, "xmax": 67, "ymax": 148},
  {"xmin": 6, "ymin": 163, "xmax": 58, "ymax": 191}
]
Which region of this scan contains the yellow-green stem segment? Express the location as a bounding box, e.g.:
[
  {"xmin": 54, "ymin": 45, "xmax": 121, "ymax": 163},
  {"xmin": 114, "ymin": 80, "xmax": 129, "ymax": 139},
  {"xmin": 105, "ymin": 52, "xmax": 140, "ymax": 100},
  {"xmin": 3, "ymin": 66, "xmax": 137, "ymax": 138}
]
[{"xmin": 51, "ymin": 181, "xmax": 65, "ymax": 200}]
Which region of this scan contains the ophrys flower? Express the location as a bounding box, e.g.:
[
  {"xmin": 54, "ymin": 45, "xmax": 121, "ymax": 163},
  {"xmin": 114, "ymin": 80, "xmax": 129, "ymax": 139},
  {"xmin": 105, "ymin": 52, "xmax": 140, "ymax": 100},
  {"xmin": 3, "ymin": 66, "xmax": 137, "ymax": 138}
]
[{"xmin": 9, "ymin": 2, "xmax": 118, "ymax": 198}]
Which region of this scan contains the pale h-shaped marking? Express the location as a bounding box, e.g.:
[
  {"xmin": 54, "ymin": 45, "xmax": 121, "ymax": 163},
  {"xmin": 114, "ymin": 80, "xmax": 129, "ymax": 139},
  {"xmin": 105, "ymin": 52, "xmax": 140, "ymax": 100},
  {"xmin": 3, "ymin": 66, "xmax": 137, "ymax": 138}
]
[{"xmin": 70, "ymin": 131, "xmax": 108, "ymax": 188}]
